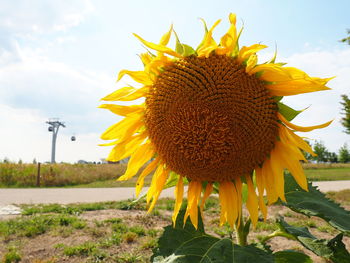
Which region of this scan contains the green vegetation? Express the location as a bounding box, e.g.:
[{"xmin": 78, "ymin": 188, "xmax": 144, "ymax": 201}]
[
  {"xmin": 1, "ymin": 246, "xmax": 21, "ymax": 263},
  {"xmin": 0, "ymin": 192, "xmax": 349, "ymax": 262},
  {"xmin": 0, "ymin": 162, "xmax": 349, "ymax": 189},
  {"xmin": 304, "ymin": 167, "xmax": 350, "ymax": 181},
  {"xmin": 0, "ymin": 162, "xmax": 127, "ymax": 187}
]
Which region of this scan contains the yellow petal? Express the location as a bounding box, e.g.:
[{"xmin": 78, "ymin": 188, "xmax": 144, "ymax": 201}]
[
  {"xmin": 118, "ymin": 70, "xmax": 153, "ymax": 85},
  {"xmin": 184, "ymin": 181, "xmax": 202, "ymax": 229},
  {"xmin": 140, "ymin": 53, "xmax": 153, "ymax": 66},
  {"xmin": 234, "ymin": 177, "xmax": 243, "ymax": 228},
  {"xmin": 101, "ymin": 114, "xmax": 143, "ymax": 141},
  {"xmin": 172, "ymin": 175, "xmax": 184, "ymax": 225},
  {"xmin": 133, "ymin": 33, "xmax": 182, "ymax": 58},
  {"xmin": 101, "ymin": 86, "xmax": 148, "ymax": 102},
  {"xmin": 216, "ymin": 14, "xmax": 238, "ymax": 56},
  {"xmin": 245, "ymin": 175, "xmax": 259, "ymax": 226},
  {"xmin": 262, "ymin": 159, "xmax": 278, "ymax": 204},
  {"xmin": 219, "ymin": 181, "xmax": 238, "ymax": 228},
  {"xmin": 118, "ymin": 142, "xmax": 154, "ymax": 181},
  {"xmin": 197, "ymin": 19, "xmax": 221, "ymax": 57},
  {"xmin": 99, "ymin": 104, "xmax": 144, "ymax": 116},
  {"xmin": 106, "ymin": 133, "xmax": 147, "ymax": 162},
  {"xmin": 277, "ymin": 141, "xmax": 308, "ymax": 191},
  {"xmin": 281, "ymin": 125, "xmax": 316, "ymax": 156},
  {"xmin": 147, "ymin": 164, "xmax": 164, "ymax": 204},
  {"xmin": 278, "ymin": 112, "xmax": 333, "ymax": 132},
  {"xmin": 255, "ymin": 168, "xmax": 267, "ymax": 220},
  {"xmin": 245, "ymin": 54, "xmax": 257, "ymax": 73},
  {"xmin": 200, "ymin": 183, "xmax": 213, "ymax": 212},
  {"xmin": 147, "ymin": 168, "xmax": 169, "ymax": 213},
  {"xmin": 266, "ymin": 81, "xmax": 331, "ymax": 96},
  {"xmin": 159, "ymin": 24, "xmax": 173, "ymax": 46},
  {"xmin": 269, "ymin": 147, "xmax": 286, "ymax": 202},
  {"xmin": 135, "ymin": 157, "xmax": 160, "ymax": 197},
  {"xmin": 237, "ymin": 44, "xmax": 267, "ymax": 63}
]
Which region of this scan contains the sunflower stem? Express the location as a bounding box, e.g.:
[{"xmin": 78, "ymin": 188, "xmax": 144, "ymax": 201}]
[
  {"xmin": 235, "ymin": 216, "xmax": 249, "ymax": 246},
  {"xmin": 260, "ymin": 230, "xmax": 297, "ymax": 244}
]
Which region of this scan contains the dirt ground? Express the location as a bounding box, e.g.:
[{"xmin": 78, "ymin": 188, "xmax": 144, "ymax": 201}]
[{"xmin": 0, "ymin": 200, "xmax": 349, "ymax": 263}]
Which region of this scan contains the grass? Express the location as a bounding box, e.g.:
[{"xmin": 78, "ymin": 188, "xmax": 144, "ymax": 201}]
[
  {"xmin": 0, "ymin": 162, "xmax": 349, "ymax": 189},
  {"xmin": 1, "ymin": 193, "xmax": 350, "ymax": 262},
  {"xmin": 304, "ymin": 167, "xmax": 350, "ymax": 181},
  {"xmin": 0, "ymin": 163, "xmax": 127, "ymax": 187},
  {"xmin": 2, "ymin": 246, "xmax": 21, "ymax": 263}
]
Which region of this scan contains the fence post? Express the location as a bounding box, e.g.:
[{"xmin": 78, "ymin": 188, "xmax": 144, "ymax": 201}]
[{"xmin": 36, "ymin": 162, "xmax": 41, "ymax": 187}]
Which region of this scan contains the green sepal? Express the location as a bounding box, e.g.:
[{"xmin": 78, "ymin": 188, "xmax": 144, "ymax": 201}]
[
  {"xmin": 174, "ymin": 30, "xmax": 196, "ymax": 57},
  {"xmin": 274, "ymin": 96, "xmax": 283, "ymax": 102},
  {"xmin": 196, "ymin": 18, "xmax": 209, "ymax": 52},
  {"xmin": 277, "ymin": 102, "xmax": 302, "ymax": 121}
]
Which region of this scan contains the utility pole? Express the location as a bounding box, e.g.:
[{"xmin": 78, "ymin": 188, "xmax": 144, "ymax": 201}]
[{"xmin": 46, "ymin": 119, "xmax": 65, "ymax": 163}]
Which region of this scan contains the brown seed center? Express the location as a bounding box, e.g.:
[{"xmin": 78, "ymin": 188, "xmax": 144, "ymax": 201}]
[{"xmin": 144, "ymin": 54, "xmax": 278, "ymax": 182}]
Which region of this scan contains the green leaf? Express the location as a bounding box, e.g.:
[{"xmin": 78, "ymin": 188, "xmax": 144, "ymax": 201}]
[
  {"xmin": 327, "ymin": 233, "xmax": 350, "ymax": 263},
  {"xmin": 274, "ymin": 250, "xmax": 312, "ymax": 263},
  {"xmin": 278, "ymin": 217, "xmax": 332, "ymax": 257},
  {"xmin": 283, "ymin": 173, "xmax": 350, "ymax": 233},
  {"xmin": 152, "ymin": 209, "xmax": 274, "ymax": 263},
  {"xmin": 278, "ymin": 217, "xmax": 350, "ymax": 262},
  {"xmin": 277, "ymin": 102, "xmax": 302, "ymax": 121}
]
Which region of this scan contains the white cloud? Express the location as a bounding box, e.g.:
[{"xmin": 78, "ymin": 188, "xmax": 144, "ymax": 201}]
[{"xmin": 0, "ymin": 0, "xmax": 94, "ymax": 35}]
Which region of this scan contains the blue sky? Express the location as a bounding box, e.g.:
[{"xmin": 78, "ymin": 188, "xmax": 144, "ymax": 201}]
[{"xmin": 0, "ymin": 0, "xmax": 349, "ymax": 163}]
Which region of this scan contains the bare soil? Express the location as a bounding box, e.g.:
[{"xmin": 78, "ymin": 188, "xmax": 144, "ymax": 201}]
[{"xmin": 0, "ymin": 201, "xmax": 349, "ymax": 263}]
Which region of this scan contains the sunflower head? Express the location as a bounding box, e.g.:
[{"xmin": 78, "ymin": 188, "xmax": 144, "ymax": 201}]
[{"xmin": 100, "ymin": 13, "xmax": 332, "ymax": 229}]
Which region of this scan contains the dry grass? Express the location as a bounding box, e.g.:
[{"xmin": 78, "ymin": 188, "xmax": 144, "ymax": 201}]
[
  {"xmin": 302, "ymin": 163, "xmax": 350, "ymax": 169},
  {"xmin": 0, "ymin": 163, "xmax": 126, "ymax": 187}
]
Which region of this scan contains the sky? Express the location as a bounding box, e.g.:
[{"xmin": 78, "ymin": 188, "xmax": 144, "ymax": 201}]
[{"xmin": 0, "ymin": 0, "xmax": 349, "ymax": 163}]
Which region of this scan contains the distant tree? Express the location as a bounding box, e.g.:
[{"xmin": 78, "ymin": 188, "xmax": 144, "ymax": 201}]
[
  {"xmin": 18, "ymin": 159, "xmax": 23, "ymax": 164},
  {"xmin": 340, "ymin": 29, "xmax": 350, "ymax": 45},
  {"xmin": 339, "ymin": 144, "xmax": 350, "ymax": 163},
  {"xmin": 312, "ymin": 141, "xmax": 329, "ymax": 163},
  {"xmin": 32, "ymin": 158, "xmax": 37, "ymax": 164},
  {"xmin": 3, "ymin": 158, "xmax": 10, "ymax": 163},
  {"xmin": 301, "ymin": 140, "xmax": 314, "ymax": 161},
  {"xmin": 325, "ymin": 152, "xmax": 338, "ymax": 163},
  {"xmin": 340, "ymin": 94, "xmax": 350, "ymax": 134}
]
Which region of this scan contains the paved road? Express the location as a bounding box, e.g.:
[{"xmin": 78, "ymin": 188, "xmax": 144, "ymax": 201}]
[{"xmin": 0, "ymin": 180, "xmax": 349, "ymax": 206}]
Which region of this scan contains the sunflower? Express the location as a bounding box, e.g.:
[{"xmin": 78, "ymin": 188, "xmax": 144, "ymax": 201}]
[{"xmin": 100, "ymin": 14, "xmax": 332, "ymax": 229}]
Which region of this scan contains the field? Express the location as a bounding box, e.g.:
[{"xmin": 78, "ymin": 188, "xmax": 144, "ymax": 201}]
[
  {"xmin": 1, "ymin": 191, "xmax": 350, "ymax": 263},
  {"xmin": 1, "ymin": 163, "xmax": 349, "ymax": 188}
]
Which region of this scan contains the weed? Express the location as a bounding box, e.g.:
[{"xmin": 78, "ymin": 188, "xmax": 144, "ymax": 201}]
[
  {"xmin": 317, "ymin": 224, "xmax": 338, "ymax": 234},
  {"xmin": 86, "ymin": 227, "xmax": 106, "ymax": 238},
  {"xmin": 123, "ymin": 232, "xmax": 138, "ymax": 243},
  {"xmin": 112, "ymin": 222, "xmax": 128, "ymax": 234},
  {"xmin": 292, "ymin": 220, "xmax": 317, "ymax": 228},
  {"xmin": 99, "ymin": 233, "xmax": 122, "ymax": 248},
  {"xmin": 2, "ymin": 246, "xmax": 21, "ymax": 263},
  {"xmin": 104, "ymin": 218, "xmax": 122, "ymax": 224},
  {"xmin": 146, "ymin": 229, "xmax": 159, "ymax": 237},
  {"xmin": 255, "ymin": 221, "xmax": 278, "ymax": 232},
  {"xmin": 116, "ymin": 252, "xmax": 143, "ymax": 263},
  {"xmin": 62, "ymin": 242, "xmax": 98, "ymax": 256},
  {"xmin": 129, "ymin": 225, "xmax": 146, "ymax": 236},
  {"xmin": 203, "ymin": 197, "xmax": 219, "ymax": 210},
  {"xmin": 0, "ymin": 214, "xmax": 86, "ymax": 239},
  {"xmin": 141, "ymin": 237, "xmax": 157, "ymax": 249}
]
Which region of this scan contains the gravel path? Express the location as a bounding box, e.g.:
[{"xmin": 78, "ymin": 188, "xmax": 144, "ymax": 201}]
[{"xmin": 0, "ymin": 180, "xmax": 349, "ymax": 206}]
